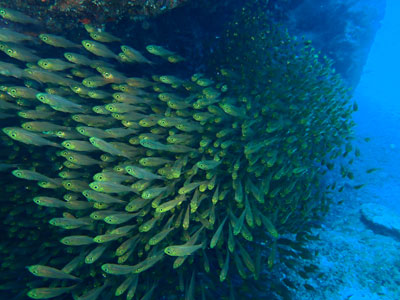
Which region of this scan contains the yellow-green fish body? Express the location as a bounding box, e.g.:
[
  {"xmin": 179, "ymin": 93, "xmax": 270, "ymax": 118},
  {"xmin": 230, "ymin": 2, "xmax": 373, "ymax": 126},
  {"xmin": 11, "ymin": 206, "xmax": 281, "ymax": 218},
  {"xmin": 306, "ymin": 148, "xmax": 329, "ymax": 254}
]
[
  {"xmin": 0, "ymin": 28, "xmax": 34, "ymax": 43},
  {"xmin": 148, "ymin": 227, "xmax": 174, "ymax": 245},
  {"xmin": 7, "ymin": 86, "xmax": 39, "ymax": 99},
  {"xmin": 164, "ymin": 243, "xmax": 203, "ymax": 256},
  {"xmin": 64, "ymin": 52, "xmax": 94, "ymax": 66},
  {"xmin": 61, "ymin": 140, "xmax": 97, "ymax": 151},
  {"xmin": 82, "ymin": 40, "xmax": 118, "ymax": 59},
  {"xmin": 33, "ymin": 196, "xmax": 66, "ymax": 208},
  {"xmin": 62, "ymin": 180, "xmax": 90, "ymax": 192},
  {"xmin": 125, "ymin": 165, "xmax": 163, "ymax": 181},
  {"xmin": 89, "ymin": 137, "xmax": 132, "ymax": 158},
  {"xmin": 156, "ymin": 195, "xmax": 187, "ymax": 213},
  {"xmin": 90, "ymin": 31, "xmax": 121, "ymax": 43},
  {"xmin": 60, "ymin": 235, "xmax": 94, "ymax": 246},
  {"xmin": 3, "ymin": 127, "xmax": 61, "ymax": 148},
  {"xmin": 4, "ymin": 45, "xmax": 40, "ymax": 62},
  {"xmin": 37, "ymin": 59, "xmax": 74, "ymax": 73},
  {"xmin": 27, "ymin": 265, "xmax": 80, "ymax": 280},
  {"xmin": 40, "ymin": 34, "xmax": 80, "ymax": 48},
  {"xmin": 82, "ymin": 190, "xmax": 126, "ymax": 204},
  {"xmin": 85, "ymin": 244, "xmax": 108, "ymax": 264},
  {"xmin": 141, "ymin": 186, "xmax": 168, "ymax": 199},
  {"xmin": 17, "ymin": 110, "xmax": 56, "ymax": 120},
  {"xmin": 27, "ymin": 285, "xmax": 77, "ymax": 299},
  {"xmin": 21, "ymin": 121, "xmax": 69, "ymax": 132},
  {"xmin": 139, "ymin": 157, "xmax": 173, "ymax": 167},
  {"xmin": 0, "ymin": 7, "xmax": 40, "ymax": 25},
  {"xmin": 49, "ymin": 217, "xmax": 91, "ymax": 229},
  {"xmin": 60, "ymin": 150, "xmax": 102, "ymax": 166},
  {"xmin": 82, "ymin": 75, "xmax": 110, "ymax": 88},
  {"xmin": 89, "ymin": 181, "xmax": 135, "ymax": 194},
  {"xmin": 24, "ymin": 68, "xmax": 77, "ymax": 86},
  {"xmin": 121, "ymin": 45, "xmax": 153, "ymax": 64},
  {"xmin": 76, "ymin": 126, "xmax": 112, "ymax": 138},
  {"xmin": 146, "ymin": 45, "xmax": 175, "ymax": 57}
]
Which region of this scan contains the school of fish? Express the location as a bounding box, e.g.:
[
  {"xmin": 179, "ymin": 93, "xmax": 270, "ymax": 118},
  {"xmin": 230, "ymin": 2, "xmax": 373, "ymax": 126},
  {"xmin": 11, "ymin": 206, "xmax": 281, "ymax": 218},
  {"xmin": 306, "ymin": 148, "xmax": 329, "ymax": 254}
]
[{"xmin": 0, "ymin": 3, "xmax": 358, "ymax": 300}]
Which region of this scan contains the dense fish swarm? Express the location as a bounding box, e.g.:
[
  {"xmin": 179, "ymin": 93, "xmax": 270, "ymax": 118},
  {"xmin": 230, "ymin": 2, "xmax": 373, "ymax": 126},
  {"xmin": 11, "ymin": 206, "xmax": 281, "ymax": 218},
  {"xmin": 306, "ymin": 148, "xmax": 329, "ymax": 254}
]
[{"xmin": 0, "ymin": 3, "xmax": 357, "ymax": 300}]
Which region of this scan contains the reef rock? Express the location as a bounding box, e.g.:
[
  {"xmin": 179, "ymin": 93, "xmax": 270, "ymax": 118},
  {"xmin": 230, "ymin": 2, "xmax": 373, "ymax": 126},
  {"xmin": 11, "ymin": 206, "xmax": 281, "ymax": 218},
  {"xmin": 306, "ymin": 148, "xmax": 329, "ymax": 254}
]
[
  {"xmin": 360, "ymin": 203, "xmax": 400, "ymax": 240},
  {"xmin": 283, "ymin": 0, "xmax": 387, "ymax": 88}
]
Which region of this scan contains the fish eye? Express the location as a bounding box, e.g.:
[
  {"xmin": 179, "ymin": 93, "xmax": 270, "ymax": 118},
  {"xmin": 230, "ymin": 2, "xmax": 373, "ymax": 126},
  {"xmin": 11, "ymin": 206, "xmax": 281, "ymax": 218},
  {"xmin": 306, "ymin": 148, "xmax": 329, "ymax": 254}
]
[
  {"xmin": 11, "ymin": 133, "xmax": 17, "ymax": 138},
  {"xmin": 104, "ymin": 72, "xmax": 111, "ymax": 78},
  {"xmin": 6, "ymin": 49, "xmax": 13, "ymax": 54},
  {"xmin": 68, "ymin": 156, "xmax": 74, "ymax": 160},
  {"xmin": 65, "ymin": 142, "xmax": 71, "ymax": 147},
  {"xmin": 38, "ymin": 95, "xmax": 45, "ymax": 100},
  {"xmin": 84, "ymin": 42, "xmax": 91, "ymax": 48},
  {"xmin": 65, "ymin": 54, "xmax": 72, "ymax": 59},
  {"xmin": 66, "ymin": 182, "xmax": 72, "ymax": 187},
  {"xmin": 42, "ymin": 36, "xmax": 48, "ymax": 41},
  {"xmin": 10, "ymin": 89, "xmax": 16, "ymax": 94},
  {"xmin": 43, "ymin": 62, "xmax": 48, "ymax": 67}
]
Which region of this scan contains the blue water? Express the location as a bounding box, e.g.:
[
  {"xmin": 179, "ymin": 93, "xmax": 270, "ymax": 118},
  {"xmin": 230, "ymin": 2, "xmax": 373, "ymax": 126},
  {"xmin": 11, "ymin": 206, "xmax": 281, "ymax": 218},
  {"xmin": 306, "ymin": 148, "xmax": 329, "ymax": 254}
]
[
  {"xmin": 301, "ymin": 2, "xmax": 400, "ymax": 299},
  {"xmin": 354, "ymin": 0, "xmax": 400, "ymax": 213}
]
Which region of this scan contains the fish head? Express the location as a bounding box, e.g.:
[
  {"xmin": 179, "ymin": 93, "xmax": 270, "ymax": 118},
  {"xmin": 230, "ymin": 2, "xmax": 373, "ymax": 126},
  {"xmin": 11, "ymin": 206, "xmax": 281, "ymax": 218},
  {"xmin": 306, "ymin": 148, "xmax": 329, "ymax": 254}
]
[
  {"xmin": 113, "ymin": 93, "xmax": 122, "ymax": 100},
  {"xmin": 64, "ymin": 52, "xmax": 74, "ymax": 61},
  {"xmin": 82, "ymin": 40, "xmax": 93, "ymax": 51},
  {"xmin": 7, "ymin": 87, "xmax": 17, "ymax": 97},
  {"xmin": 11, "ymin": 169, "xmax": 24, "ymax": 178},
  {"xmin": 2, "ymin": 127, "xmax": 19, "ymax": 140},
  {"xmin": 88, "ymin": 137, "xmax": 98, "ymax": 145},
  {"xmin": 21, "ymin": 123, "xmax": 33, "ymax": 131},
  {"xmin": 39, "ymin": 34, "xmax": 49, "ymax": 42},
  {"xmin": 61, "ymin": 141, "xmax": 73, "ymax": 149},
  {"xmin": 164, "ymin": 246, "xmax": 174, "ymax": 256},
  {"xmin": 37, "ymin": 59, "xmax": 50, "ymax": 69},
  {"xmin": 89, "ymin": 32, "xmax": 100, "ymax": 41},
  {"xmin": 76, "ymin": 127, "xmax": 86, "ymax": 135},
  {"xmin": 36, "ymin": 93, "xmax": 48, "ymax": 103},
  {"xmin": 89, "ymin": 182, "xmax": 100, "ymax": 191},
  {"xmin": 5, "ymin": 47, "xmax": 16, "ymax": 57},
  {"xmin": 105, "ymin": 104, "xmax": 116, "ymax": 112},
  {"xmin": 146, "ymin": 45, "xmax": 156, "ymax": 53},
  {"xmin": 82, "ymin": 190, "xmax": 91, "ymax": 198},
  {"xmin": 71, "ymin": 115, "xmax": 81, "ymax": 122}
]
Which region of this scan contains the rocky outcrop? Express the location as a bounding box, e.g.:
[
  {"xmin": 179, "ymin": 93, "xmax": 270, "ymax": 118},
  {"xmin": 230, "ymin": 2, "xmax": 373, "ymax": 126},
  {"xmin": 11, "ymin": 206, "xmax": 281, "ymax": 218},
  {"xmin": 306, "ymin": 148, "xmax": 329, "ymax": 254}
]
[
  {"xmin": 282, "ymin": 0, "xmax": 387, "ymax": 87},
  {"xmin": 361, "ymin": 203, "xmax": 400, "ymax": 240}
]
